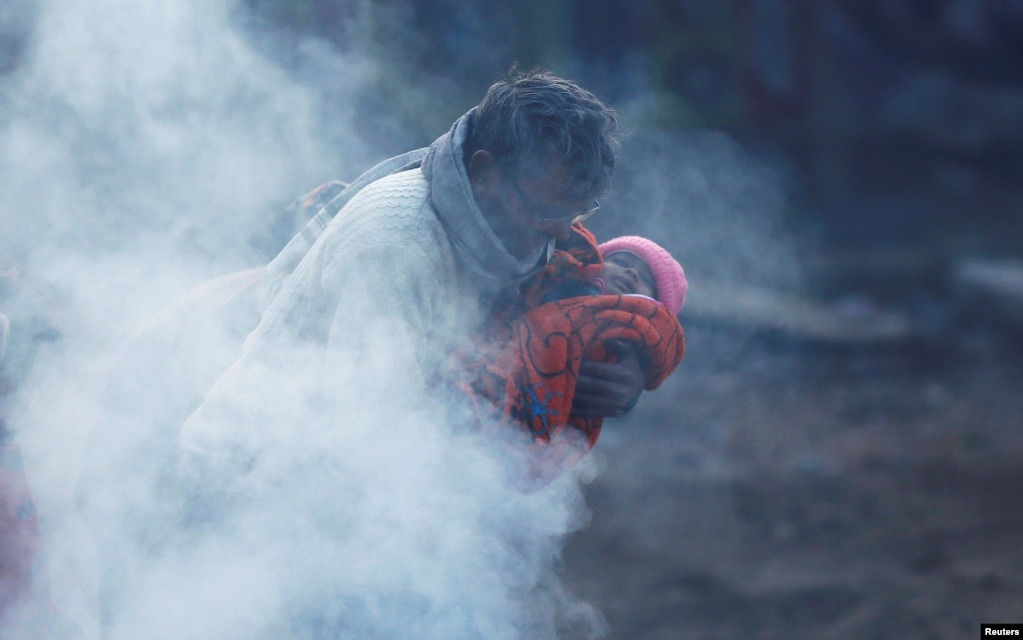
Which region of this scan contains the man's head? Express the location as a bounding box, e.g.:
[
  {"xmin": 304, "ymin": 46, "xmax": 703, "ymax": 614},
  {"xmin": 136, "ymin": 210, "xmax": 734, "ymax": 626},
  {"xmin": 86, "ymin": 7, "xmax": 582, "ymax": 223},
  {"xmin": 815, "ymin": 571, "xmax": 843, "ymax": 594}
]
[{"xmin": 465, "ymin": 68, "xmax": 620, "ymax": 258}]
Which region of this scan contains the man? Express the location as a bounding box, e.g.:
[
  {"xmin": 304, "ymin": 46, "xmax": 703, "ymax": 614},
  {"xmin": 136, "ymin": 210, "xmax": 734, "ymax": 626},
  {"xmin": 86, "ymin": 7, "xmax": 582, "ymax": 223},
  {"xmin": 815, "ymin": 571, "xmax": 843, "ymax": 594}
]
[{"xmin": 180, "ymin": 68, "xmax": 644, "ymax": 486}]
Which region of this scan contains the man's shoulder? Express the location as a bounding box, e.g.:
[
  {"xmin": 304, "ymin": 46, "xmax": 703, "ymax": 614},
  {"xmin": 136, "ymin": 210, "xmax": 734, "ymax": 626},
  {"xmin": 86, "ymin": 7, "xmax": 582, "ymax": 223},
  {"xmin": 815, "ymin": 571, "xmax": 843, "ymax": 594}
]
[
  {"xmin": 347, "ymin": 168, "xmax": 429, "ymax": 212},
  {"xmin": 317, "ymin": 169, "xmax": 436, "ymax": 241},
  {"xmin": 316, "ymin": 168, "xmax": 451, "ymax": 265}
]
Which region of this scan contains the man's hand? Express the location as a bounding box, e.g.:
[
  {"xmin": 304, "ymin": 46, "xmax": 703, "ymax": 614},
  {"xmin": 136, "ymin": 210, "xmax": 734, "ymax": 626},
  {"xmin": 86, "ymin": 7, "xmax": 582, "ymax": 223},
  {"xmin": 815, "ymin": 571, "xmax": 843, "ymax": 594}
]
[{"xmin": 570, "ymin": 341, "xmax": 645, "ymax": 419}]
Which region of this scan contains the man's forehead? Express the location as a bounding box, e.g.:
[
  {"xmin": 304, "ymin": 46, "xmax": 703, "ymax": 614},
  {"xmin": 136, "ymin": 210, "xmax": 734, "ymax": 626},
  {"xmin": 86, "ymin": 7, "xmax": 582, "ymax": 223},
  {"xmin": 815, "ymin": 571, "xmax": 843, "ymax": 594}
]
[
  {"xmin": 520, "ymin": 157, "xmax": 568, "ymax": 184},
  {"xmin": 521, "ymin": 156, "xmax": 598, "ymax": 200}
]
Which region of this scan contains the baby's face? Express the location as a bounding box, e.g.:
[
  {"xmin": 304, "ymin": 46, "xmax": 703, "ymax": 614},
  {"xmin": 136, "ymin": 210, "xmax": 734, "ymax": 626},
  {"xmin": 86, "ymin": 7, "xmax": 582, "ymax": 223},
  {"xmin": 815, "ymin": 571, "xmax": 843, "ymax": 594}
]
[{"xmin": 598, "ymin": 251, "xmax": 657, "ymax": 298}]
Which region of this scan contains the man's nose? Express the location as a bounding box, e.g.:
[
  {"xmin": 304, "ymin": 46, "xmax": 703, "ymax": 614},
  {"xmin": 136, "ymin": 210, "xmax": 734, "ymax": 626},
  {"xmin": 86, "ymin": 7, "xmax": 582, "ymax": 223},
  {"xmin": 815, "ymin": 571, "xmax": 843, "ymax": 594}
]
[{"xmin": 539, "ymin": 219, "xmax": 573, "ymax": 243}]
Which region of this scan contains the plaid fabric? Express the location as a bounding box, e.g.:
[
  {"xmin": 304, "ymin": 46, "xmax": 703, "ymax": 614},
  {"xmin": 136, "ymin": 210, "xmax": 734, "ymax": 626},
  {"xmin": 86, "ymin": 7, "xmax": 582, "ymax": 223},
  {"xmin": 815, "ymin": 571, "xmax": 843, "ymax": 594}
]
[{"xmin": 247, "ymin": 180, "xmax": 349, "ymax": 261}]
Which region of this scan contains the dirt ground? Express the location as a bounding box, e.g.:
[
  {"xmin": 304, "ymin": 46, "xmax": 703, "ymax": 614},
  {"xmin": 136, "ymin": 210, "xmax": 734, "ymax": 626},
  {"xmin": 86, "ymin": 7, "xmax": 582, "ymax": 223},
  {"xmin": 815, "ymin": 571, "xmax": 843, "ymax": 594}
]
[{"xmin": 563, "ymin": 306, "xmax": 1023, "ymax": 639}]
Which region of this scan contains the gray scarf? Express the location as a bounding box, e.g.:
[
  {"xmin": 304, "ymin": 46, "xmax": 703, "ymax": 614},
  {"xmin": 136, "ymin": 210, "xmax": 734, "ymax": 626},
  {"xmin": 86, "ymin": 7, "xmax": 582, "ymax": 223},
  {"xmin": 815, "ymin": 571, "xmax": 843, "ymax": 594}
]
[
  {"xmin": 263, "ymin": 109, "xmax": 551, "ymax": 309},
  {"xmin": 421, "ymin": 108, "xmax": 552, "ymax": 298}
]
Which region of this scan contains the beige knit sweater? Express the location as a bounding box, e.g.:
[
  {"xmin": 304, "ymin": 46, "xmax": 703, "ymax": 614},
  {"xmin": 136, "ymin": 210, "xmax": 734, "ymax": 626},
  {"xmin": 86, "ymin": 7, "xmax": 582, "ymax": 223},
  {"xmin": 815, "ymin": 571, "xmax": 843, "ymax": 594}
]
[{"xmin": 180, "ymin": 111, "xmax": 550, "ymax": 487}]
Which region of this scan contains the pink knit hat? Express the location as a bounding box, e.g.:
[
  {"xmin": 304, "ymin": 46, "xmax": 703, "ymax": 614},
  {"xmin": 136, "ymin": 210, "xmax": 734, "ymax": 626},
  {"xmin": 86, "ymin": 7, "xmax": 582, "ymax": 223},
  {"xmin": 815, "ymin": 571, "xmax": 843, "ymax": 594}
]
[{"xmin": 598, "ymin": 236, "xmax": 687, "ymax": 314}]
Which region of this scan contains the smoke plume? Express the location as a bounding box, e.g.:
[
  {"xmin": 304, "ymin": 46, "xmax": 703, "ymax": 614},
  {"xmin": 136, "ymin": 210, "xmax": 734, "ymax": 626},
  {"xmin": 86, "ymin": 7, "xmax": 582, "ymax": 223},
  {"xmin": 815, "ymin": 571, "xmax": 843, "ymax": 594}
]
[{"xmin": 1, "ymin": 1, "xmax": 606, "ymax": 638}]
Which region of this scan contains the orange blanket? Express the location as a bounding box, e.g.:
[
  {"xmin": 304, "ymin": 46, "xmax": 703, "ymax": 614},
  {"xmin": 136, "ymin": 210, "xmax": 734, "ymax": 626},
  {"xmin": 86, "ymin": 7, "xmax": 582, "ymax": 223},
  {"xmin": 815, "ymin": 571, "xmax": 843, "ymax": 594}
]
[{"xmin": 447, "ymin": 225, "xmax": 685, "ymax": 480}]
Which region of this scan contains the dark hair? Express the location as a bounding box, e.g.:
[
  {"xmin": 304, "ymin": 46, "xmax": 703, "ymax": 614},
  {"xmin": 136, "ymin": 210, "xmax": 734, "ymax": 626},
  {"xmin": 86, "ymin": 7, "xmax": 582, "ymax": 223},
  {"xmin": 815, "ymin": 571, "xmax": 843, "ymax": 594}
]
[{"xmin": 468, "ymin": 67, "xmax": 621, "ymax": 199}]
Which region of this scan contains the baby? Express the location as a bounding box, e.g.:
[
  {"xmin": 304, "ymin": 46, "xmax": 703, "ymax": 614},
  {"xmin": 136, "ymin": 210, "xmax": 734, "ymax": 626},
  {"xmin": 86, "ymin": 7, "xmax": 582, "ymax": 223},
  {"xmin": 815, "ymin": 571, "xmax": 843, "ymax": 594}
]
[{"xmin": 444, "ymin": 227, "xmax": 688, "ymax": 483}]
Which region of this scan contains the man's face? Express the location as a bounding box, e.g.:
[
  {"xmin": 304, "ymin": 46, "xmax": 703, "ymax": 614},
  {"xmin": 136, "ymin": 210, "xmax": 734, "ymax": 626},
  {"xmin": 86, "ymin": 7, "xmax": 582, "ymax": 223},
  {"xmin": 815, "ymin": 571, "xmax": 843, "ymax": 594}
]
[{"xmin": 470, "ymin": 153, "xmax": 599, "ymax": 259}]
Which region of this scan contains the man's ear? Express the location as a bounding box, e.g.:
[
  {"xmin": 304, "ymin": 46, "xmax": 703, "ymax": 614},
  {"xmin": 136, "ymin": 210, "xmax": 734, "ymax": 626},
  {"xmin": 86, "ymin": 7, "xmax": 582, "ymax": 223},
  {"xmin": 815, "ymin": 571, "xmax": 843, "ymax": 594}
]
[{"xmin": 467, "ymin": 150, "xmax": 500, "ymax": 189}]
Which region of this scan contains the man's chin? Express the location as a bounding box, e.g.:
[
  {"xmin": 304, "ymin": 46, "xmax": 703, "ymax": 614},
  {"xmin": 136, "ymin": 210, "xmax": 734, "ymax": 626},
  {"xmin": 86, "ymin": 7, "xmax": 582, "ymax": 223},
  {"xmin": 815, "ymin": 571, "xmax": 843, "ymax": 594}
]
[{"xmin": 501, "ymin": 232, "xmax": 548, "ymax": 260}]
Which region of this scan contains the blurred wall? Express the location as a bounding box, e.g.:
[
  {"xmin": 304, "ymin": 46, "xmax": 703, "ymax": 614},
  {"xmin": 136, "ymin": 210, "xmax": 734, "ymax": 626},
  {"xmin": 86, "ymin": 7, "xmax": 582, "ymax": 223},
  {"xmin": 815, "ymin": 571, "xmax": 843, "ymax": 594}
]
[{"xmin": 228, "ymin": 0, "xmax": 1023, "ymax": 255}]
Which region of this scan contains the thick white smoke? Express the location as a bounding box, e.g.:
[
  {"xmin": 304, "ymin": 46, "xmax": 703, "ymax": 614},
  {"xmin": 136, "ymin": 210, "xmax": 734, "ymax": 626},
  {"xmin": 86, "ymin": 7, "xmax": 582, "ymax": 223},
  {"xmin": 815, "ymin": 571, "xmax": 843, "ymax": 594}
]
[{"xmin": 2, "ymin": 0, "xmax": 605, "ymax": 638}]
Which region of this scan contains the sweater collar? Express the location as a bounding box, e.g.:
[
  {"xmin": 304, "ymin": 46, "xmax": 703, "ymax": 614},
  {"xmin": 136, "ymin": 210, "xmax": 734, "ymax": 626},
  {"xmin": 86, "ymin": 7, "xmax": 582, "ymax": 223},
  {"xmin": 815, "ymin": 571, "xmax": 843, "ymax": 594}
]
[{"xmin": 421, "ymin": 109, "xmax": 551, "ymax": 292}]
